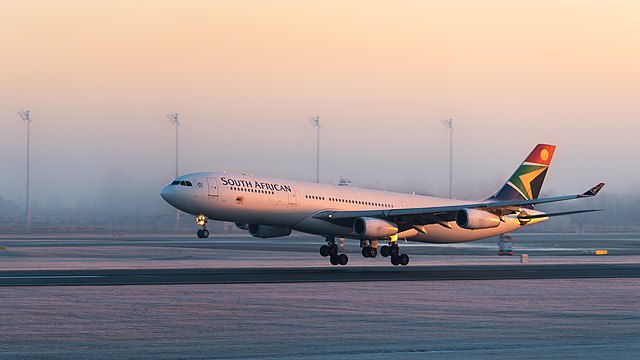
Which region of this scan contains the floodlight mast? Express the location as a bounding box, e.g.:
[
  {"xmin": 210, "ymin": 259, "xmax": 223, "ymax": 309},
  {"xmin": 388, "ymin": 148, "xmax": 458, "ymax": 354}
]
[
  {"xmin": 308, "ymin": 116, "xmax": 320, "ymax": 183},
  {"xmin": 17, "ymin": 110, "xmax": 31, "ymax": 232},
  {"xmin": 167, "ymin": 113, "xmax": 180, "ymax": 226},
  {"xmin": 441, "ymin": 118, "xmax": 454, "ymax": 199},
  {"xmin": 167, "ymin": 113, "xmax": 180, "ymax": 178}
]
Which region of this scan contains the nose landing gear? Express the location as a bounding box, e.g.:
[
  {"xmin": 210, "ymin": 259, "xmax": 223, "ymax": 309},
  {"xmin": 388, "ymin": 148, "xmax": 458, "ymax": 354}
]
[{"xmin": 196, "ymin": 214, "xmax": 209, "ymax": 238}]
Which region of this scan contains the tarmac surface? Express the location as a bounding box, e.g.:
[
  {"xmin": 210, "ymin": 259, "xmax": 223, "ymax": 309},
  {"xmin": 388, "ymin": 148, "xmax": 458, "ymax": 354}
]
[{"xmin": 1, "ymin": 232, "xmax": 639, "ymax": 359}]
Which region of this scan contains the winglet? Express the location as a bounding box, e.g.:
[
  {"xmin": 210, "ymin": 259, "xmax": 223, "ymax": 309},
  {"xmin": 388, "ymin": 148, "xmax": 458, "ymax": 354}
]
[{"xmin": 580, "ymin": 183, "xmax": 605, "ymax": 197}]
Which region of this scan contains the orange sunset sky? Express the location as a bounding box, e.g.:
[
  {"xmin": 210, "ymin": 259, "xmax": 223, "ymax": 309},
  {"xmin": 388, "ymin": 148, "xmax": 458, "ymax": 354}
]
[{"xmin": 1, "ymin": 1, "xmax": 639, "ymax": 203}]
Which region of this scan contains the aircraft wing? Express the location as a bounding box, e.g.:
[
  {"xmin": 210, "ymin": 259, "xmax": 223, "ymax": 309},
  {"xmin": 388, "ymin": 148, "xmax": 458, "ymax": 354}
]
[{"xmin": 312, "ymin": 183, "xmax": 605, "ymax": 229}]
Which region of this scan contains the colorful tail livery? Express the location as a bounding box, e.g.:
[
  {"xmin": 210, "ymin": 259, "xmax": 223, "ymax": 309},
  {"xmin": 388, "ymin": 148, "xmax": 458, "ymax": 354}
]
[{"xmin": 491, "ymin": 144, "xmax": 556, "ymax": 202}]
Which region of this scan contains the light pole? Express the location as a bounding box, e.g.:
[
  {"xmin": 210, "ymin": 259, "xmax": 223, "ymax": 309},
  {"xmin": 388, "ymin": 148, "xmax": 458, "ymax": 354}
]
[
  {"xmin": 167, "ymin": 113, "xmax": 180, "ymax": 178},
  {"xmin": 17, "ymin": 110, "xmax": 31, "ymax": 232},
  {"xmin": 308, "ymin": 116, "xmax": 320, "ymax": 183},
  {"xmin": 167, "ymin": 113, "xmax": 180, "ymax": 226},
  {"xmin": 441, "ymin": 118, "xmax": 453, "ymax": 199}
]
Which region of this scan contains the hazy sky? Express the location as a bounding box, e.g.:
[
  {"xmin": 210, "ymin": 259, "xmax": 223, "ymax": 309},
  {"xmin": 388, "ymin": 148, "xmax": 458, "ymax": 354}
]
[{"xmin": 1, "ymin": 0, "xmax": 639, "ymax": 206}]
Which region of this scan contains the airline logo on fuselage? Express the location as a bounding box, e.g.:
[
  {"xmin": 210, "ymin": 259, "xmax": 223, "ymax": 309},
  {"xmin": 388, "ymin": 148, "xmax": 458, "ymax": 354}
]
[{"xmin": 220, "ymin": 176, "xmax": 293, "ymax": 192}]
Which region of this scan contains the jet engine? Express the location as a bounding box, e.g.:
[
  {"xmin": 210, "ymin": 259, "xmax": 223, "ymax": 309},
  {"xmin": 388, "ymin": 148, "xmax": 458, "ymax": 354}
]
[
  {"xmin": 235, "ymin": 222, "xmax": 249, "ymax": 230},
  {"xmin": 353, "ymin": 217, "xmax": 398, "ymax": 238},
  {"xmin": 248, "ymin": 224, "xmax": 292, "ymax": 239},
  {"xmin": 456, "ymin": 209, "xmax": 501, "ymax": 230}
]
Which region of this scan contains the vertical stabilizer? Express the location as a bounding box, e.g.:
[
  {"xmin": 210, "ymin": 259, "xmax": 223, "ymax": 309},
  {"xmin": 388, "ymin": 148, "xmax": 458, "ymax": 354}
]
[{"xmin": 491, "ymin": 144, "xmax": 556, "ymax": 202}]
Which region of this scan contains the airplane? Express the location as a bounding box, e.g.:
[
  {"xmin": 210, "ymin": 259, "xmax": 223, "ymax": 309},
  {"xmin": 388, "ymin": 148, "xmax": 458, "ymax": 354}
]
[{"xmin": 160, "ymin": 144, "xmax": 604, "ymax": 266}]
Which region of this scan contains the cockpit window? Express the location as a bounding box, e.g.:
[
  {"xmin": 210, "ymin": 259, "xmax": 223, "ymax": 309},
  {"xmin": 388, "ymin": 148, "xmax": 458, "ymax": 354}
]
[{"xmin": 171, "ymin": 180, "xmax": 193, "ymax": 187}]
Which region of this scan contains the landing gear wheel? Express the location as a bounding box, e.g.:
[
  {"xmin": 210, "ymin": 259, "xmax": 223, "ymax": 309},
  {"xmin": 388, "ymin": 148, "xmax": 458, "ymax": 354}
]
[
  {"xmin": 362, "ymin": 247, "xmax": 371, "ymax": 258},
  {"xmin": 369, "ymin": 247, "xmax": 378, "ymax": 258},
  {"xmin": 195, "ymin": 214, "xmax": 209, "ymax": 239},
  {"xmin": 380, "ymin": 245, "xmax": 390, "ymax": 257},
  {"xmin": 390, "ymin": 245, "xmax": 399, "ymax": 257},
  {"xmin": 386, "ymin": 241, "xmax": 408, "ymax": 266},
  {"xmin": 399, "ymin": 254, "xmax": 409, "ymax": 266},
  {"xmin": 323, "ymin": 237, "xmax": 348, "ymax": 266}
]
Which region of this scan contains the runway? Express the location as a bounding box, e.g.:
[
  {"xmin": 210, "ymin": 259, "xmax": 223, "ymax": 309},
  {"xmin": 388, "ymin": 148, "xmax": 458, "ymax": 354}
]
[
  {"xmin": 2, "ymin": 263, "xmax": 639, "ymax": 286},
  {"xmin": 1, "ymin": 233, "xmax": 639, "ymax": 359}
]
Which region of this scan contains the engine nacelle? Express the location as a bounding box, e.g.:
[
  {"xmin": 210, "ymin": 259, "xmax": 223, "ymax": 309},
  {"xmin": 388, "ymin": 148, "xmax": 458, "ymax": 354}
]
[
  {"xmin": 456, "ymin": 209, "xmax": 501, "ymax": 230},
  {"xmin": 248, "ymin": 224, "xmax": 292, "ymax": 239},
  {"xmin": 235, "ymin": 222, "xmax": 249, "ymax": 230},
  {"xmin": 353, "ymin": 217, "xmax": 398, "ymax": 238}
]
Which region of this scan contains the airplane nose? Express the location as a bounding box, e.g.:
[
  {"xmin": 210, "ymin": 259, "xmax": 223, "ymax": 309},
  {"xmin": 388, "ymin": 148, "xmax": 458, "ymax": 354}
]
[{"xmin": 160, "ymin": 185, "xmax": 175, "ymax": 204}]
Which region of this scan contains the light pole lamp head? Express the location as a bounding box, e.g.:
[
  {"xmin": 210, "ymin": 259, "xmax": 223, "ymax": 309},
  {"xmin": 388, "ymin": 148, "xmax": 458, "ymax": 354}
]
[
  {"xmin": 441, "ymin": 118, "xmax": 453, "ymax": 130},
  {"xmin": 167, "ymin": 113, "xmax": 180, "ymax": 126},
  {"xmin": 307, "ymin": 116, "xmax": 320, "ymax": 128},
  {"xmin": 18, "ymin": 110, "xmax": 31, "ymax": 123}
]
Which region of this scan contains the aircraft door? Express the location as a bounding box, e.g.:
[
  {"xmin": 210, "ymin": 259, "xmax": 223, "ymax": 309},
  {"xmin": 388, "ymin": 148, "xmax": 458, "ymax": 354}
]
[
  {"xmin": 288, "ymin": 187, "xmax": 298, "ymax": 205},
  {"xmin": 207, "ymin": 177, "xmax": 219, "ymax": 196}
]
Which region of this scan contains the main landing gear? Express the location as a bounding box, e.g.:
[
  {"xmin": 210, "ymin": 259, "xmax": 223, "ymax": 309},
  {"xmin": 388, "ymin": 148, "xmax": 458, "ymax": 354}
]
[
  {"xmin": 361, "ymin": 239, "xmax": 378, "ymax": 258},
  {"xmin": 380, "ymin": 242, "xmax": 409, "ymax": 266},
  {"xmin": 195, "ymin": 214, "xmax": 209, "ymax": 238},
  {"xmin": 319, "ymin": 237, "xmax": 348, "ymax": 266}
]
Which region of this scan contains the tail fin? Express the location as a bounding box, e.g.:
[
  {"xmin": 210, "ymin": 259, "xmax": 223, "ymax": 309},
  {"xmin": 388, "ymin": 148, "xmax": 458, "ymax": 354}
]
[{"xmin": 490, "ymin": 144, "xmax": 556, "ymax": 202}]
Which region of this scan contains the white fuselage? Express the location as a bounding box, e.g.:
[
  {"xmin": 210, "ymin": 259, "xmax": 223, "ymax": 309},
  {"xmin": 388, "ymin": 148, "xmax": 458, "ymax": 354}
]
[{"xmin": 160, "ymin": 172, "xmax": 547, "ymax": 243}]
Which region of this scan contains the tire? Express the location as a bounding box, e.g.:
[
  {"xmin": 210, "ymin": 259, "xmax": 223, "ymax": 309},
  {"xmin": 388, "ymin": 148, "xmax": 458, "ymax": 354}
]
[
  {"xmin": 362, "ymin": 247, "xmax": 371, "ymax": 258},
  {"xmin": 370, "ymin": 247, "xmax": 378, "ymax": 258},
  {"xmin": 319, "ymin": 245, "xmax": 330, "ymax": 257},
  {"xmin": 399, "ymin": 254, "xmax": 409, "ymax": 266},
  {"xmin": 390, "ymin": 246, "xmax": 399, "ymax": 257},
  {"xmin": 338, "ymin": 254, "xmax": 349, "ymax": 265},
  {"xmin": 330, "ymin": 255, "xmax": 339, "ymax": 265},
  {"xmin": 380, "ymin": 245, "xmax": 390, "ymax": 257},
  {"xmin": 202, "ymin": 229, "xmax": 209, "ymax": 238},
  {"xmin": 390, "ymin": 255, "xmax": 400, "ymax": 266},
  {"xmin": 196, "ymin": 229, "xmax": 204, "ymax": 238}
]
